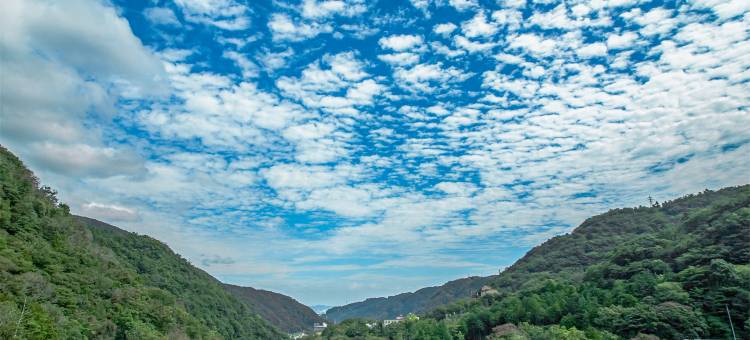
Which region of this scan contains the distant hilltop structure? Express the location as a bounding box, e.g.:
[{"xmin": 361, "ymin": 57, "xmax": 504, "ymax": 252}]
[{"xmin": 474, "ymin": 285, "xmax": 500, "ymax": 298}]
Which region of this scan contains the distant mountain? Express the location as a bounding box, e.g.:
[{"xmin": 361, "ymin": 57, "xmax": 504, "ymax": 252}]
[
  {"xmin": 224, "ymin": 284, "xmax": 325, "ymax": 333},
  {"xmin": 0, "ymin": 145, "xmax": 283, "ymax": 339},
  {"xmin": 488, "ymin": 185, "xmax": 750, "ymax": 292},
  {"xmin": 325, "ymin": 275, "xmax": 494, "ymax": 322},
  {"xmin": 311, "ymin": 304, "xmax": 333, "ymax": 314}
]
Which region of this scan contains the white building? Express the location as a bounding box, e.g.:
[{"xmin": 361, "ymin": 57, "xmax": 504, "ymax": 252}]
[
  {"xmin": 313, "ymin": 322, "xmax": 328, "ymax": 334},
  {"xmin": 383, "ymin": 315, "xmax": 405, "ymax": 326}
]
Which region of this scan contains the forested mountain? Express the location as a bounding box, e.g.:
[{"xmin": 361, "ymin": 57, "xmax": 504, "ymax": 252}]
[
  {"xmin": 309, "ymin": 185, "xmax": 750, "ymax": 339},
  {"xmin": 0, "ymin": 146, "xmax": 283, "ymax": 339},
  {"xmin": 76, "ymin": 215, "xmax": 327, "ymax": 335},
  {"xmin": 326, "ymin": 276, "xmax": 494, "ymax": 322},
  {"xmin": 224, "ymin": 284, "xmax": 325, "ymax": 333}
]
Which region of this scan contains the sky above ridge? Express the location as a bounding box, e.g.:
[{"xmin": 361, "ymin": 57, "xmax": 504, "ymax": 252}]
[{"xmin": 1, "ymin": 0, "xmax": 749, "ymax": 306}]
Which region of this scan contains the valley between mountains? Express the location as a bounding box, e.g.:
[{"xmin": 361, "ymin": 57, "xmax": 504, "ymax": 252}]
[{"xmin": 1, "ymin": 145, "xmax": 748, "ymax": 339}]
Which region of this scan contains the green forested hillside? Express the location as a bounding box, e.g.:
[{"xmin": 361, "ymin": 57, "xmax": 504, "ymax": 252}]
[
  {"xmin": 224, "ymin": 283, "xmax": 325, "ymax": 333},
  {"xmin": 0, "ymin": 146, "xmax": 283, "ymax": 339},
  {"xmin": 309, "ymin": 185, "xmax": 750, "ymax": 339},
  {"xmin": 325, "ymin": 276, "xmax": 494, "ymax": 323}
]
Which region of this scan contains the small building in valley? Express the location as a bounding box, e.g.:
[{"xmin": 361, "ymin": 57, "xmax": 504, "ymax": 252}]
[
  {"xmin": 383, "ymin": 314, "xmax": 419, "ymax": 326},
  {"xmin": 383, "ymin": 315, "xmax": 405, "ymax": 326},
  {"xmin": 313, "ymin": 322, "xmax": 328, "ymax": 334},
  {"xmin": 289, "ymin": 332, "xmax": 306, "ymax": 339}
]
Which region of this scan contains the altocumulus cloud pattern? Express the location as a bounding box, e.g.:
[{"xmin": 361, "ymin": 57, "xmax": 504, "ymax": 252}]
[{"xmin": 0, "ymin": 0, "xmax": 748, "ymax": 305}]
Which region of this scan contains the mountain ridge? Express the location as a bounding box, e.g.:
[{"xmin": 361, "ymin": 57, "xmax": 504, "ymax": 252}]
[
  {"xmin": 326, "ymin": 275, "xmax": 494, "ymax": 322},
  {"xmin": 223, "ymin": 283, "xmax": 326, "ymax": 333},
  {"xmin": 75, "ymin": 215, "xmax": 327, "ymax": 334}
]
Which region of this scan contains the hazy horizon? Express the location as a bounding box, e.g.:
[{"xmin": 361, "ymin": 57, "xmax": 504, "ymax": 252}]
[{"xmin": 1, "ymin": 0, "xmax": 748, "ymax": 306}]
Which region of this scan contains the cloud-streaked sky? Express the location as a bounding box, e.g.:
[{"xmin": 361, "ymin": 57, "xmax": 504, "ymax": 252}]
[{"xmin": 1, "ymin": 0, "xmax": 748, "ymax": 306}]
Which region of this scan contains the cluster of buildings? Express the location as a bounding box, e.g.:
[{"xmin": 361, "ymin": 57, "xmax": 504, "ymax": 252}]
[
  {"xmin": 290, "ymin": 313, "xmax": 427, "ymax": 338},
  {"xmin": 312, "ymin": 322, "xmax": 328, "ymax": 333},
  {"xmin": 288, "ymin": 322, "xmax": 328, "ymax": 339},
  {"xmin": 382, "ymin": 315, "xmax": 405, "ymax": 326}
]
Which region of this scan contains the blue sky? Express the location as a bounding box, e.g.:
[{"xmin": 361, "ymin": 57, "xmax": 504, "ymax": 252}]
[{"xmin": 1, "ymin": 0, "xmax": 749, "ymax": 306}]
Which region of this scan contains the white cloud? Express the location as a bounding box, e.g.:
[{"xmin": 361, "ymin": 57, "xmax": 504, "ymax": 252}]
[
  {"xmin": 571, "ymin": 4, "xmax": 591, "ymax": 17},
  {"xmin": 297, "ymin": 186, "xmax": 376, "ymax": 217},
  {"xmin": 523, "ymin": 64, "xmax": 546, "ymax": 78},
  {"xmin": 283, "ymin": 122, "xmax": 336, "ymax": 141},
  {"xmin": 529, "ymin": 4, "xmax": 576, "ymax": 30},
  {"xmin": 607, "ymin": 0, "xmax": 638, "ymax": 8},
  {"xmin": 501, "ymin": 0, "xmax": 526, "ymax": 9},
  {"xmin": 0, "ymin": 0, "xmax": 165, "ymax": 178},
  {"xmin": 509, "ymin": 33, "xmax": 558, "ymax": 56},
  {"xmin": 144, "ymin": 7, "xmax": 181, "ymax": 27},
  {"xmin": 494, "ymin": 53, "xmax": 524, "ymax": 64},
  {"xmin": 378, "ymin": 52, "xmax": 420, "ymax": 66},
  {"xmin": 454, "ymin": 35, "xmax": 496, "ymax": 53},
  {"xmin": 80, "ymin": 202, "xmax": 140, "ymax": 222},
  {"xmin": 223, "ymin": 51, "xmax": 259, "ymax": 78},
  {"xmin": 263, "ymin": 164, "xmax": 350, "ymax": 190},
  {"xmin": 435, "ymin": 182, "xmax": 477, "ymax": 195},
  {"xmin": 393, "ymin": 62, "xmax": 472, "ymax": 93},
  {"xmin": 276, "ymin": 52, "xmax": 381, "ymax": 116},
  {"xmin": 258, "ymin": 48, "xmax": 295, "ymax": 72},
  {"xmin": 28, "ymin": 143, "xmax": 145, "ymax": 178},
  {"xmin": 691, "ymin": 0, "xmax": 750, "ymax": 20},
  {"xmin": 491, "ymin": 9, "xmax": 523, "ymax": 30},
  {"xmin": 448, "ymin": 0, "xmax": 477, "ymax": 12},
  {"xmin": 631, "ymin": 7, "xmax": 677, "ymax": 36},
  {"xmin": 462, "ymin": 12, "xmax": 498, "ymax": 37},
  {"xmin": 301, "ymin": 0, "xmax": 367, "ymax": 19},
  {"xmin": 434, "ymin": 23, "xmax": 458, "ymax": 36},
  {"xmin": 431, "ymin": 41, "xmax": 467, "ymax": 58},
  {"xmin": 174, "ymin": 0, "xmax": 250, "ymax": 30},
  {"xmin": 138, "ymin": 64, "xmax": 307, "ymax": 150},
  {"xmin": 607, "ymin": 32, "xmax": 639, "ymax": 49},
  {"xmin": 379, "ymin": 34, "xmax": 424, "ymax": 51},
  {"xmin": 268, "ymin": 13, "xmax": 333, "ymax": 41},
  {"xmin": 577, "ymin": 42, "xmax": 608, "ymax": 58}
]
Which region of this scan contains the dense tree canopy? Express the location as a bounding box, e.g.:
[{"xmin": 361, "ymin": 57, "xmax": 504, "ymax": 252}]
[{"xmin": 223, "ymin": 283, "xmax": 326, "ymax": 333}]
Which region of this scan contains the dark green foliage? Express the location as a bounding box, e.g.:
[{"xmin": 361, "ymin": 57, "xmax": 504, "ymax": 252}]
[
  {"xmin": 315, "ymin": 185, "xmax": 750, "ymax": 340},
  {"xmin": 310, "ymin": 315, "xmax": 453, "ymax": 340},
  {"xmin": 223, "ymin": 283, "xmax": 326, "ymax": 333},
  {"xmin": 0, "ymin": 145, "xmax": 282, "ymax": 339}
]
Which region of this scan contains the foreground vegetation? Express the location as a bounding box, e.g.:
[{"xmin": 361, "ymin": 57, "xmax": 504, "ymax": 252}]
[
  {"xmin": 0, "ymin": 145, "xmax": 282, "ymax": 339},
  {"xmin": 309, "ymin": 186, "xmax": 750, "ymax": 339}
]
